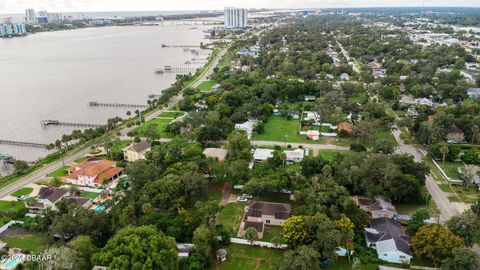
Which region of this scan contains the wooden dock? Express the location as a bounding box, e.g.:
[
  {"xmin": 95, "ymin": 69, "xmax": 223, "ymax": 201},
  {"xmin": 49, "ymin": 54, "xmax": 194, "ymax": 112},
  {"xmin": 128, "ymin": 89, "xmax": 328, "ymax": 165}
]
[
  {"xmin": 89, "ymin": 102, "xmax": 148, "ymax": 108},
  {"xmin": 0, "ymin": 140, "xmax": 48, "ymax": 149},
  {"xmin": 162, "ymin": 66, "xmax": 200, "ymax": 74},
  {"xmin": 40, "ymin": 120, "xmax": 102, "ymax": 128}
]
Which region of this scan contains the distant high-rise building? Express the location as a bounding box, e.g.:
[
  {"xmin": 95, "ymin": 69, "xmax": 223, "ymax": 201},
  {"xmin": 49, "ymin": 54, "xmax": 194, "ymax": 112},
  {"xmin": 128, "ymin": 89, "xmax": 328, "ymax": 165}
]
[
  {"xmin": 48, "ymin": 12, "xmax": 63, "ymax": 22},
  {"xmin": 36, "ymin": 10, "xmax": 49, "ymax": 24},
  {"xmin": 224, "ymin": 7, "xmax": 247, "ymax": 29},
  {"xmin": 25, "ymin": 9, "xmax": 36, "ymax": 24}
]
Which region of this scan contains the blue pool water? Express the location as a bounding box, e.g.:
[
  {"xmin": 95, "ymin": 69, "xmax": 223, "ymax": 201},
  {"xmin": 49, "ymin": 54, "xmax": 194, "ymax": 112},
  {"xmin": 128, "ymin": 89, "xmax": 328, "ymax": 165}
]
[
  {"xmin": 4, "ymin": 258, "xmax": 20, "ymax": 268},
  {"xmin": 94, "ymin": 205, "xmax": 106, "ymax": 212}
]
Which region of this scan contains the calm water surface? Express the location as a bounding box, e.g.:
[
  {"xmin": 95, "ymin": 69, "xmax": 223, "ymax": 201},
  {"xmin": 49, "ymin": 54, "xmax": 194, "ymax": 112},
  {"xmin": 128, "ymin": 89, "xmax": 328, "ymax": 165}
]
[{"xmin": 0, "ymin": 25, "xmax": 209, "ymax": 161}]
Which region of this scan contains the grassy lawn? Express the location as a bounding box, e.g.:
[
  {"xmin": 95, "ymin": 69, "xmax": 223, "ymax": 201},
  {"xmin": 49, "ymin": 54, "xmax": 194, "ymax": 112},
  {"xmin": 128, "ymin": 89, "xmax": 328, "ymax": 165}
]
[
  {"xmin": 318, "ymin": 150, "xmax": 342, "ymax": 161},
  {"xmin": 74, "ymin": 157, "xmax": 86, "ymax": 163},
  {"xmin": 197, "ymin": 80, "xmax": 216, "ymax": 91},
  {"xmin": 262, "ymin": 226, "xmax": 284, "ymax": 243},
  {"xmin": 394, "ymin": 110, "xmax": 407, "ymax": 117},
  {"xmin": 0, "ymin": 200, "xmax": 25, "ymax": 212},
  {"xmin": 254, "ymin": 116, "xmax": 317, "ymax": 144},
  {"xmin": 207, "ymin": 190, "xmax": 222, "ymax": 203},
  {"xmin": 111, "ymin": 140, "xmax": 132, "ymax": 151},
  {"xmin": 159, "ymin": 111, "xmax": 185, "ymax": 118},
  {"xmin": 47, "ymin": 165, "xmax": 69, "ymax": 177},
  {"xmin": 133, "ymin": 118, "xmax": 174, "ymax": 138},
  {"xmin": 374, "ymin": 131, "xmax": 398, "ymax": 147},
  {"xmin": 217, "ymin": 244, "xmax": 284, "ymax": 270},
  {"xmin": 81, "ymin": 192, "xmax": 100, "ymax": 199},
  {"xmin": 217, "ymin": 203, "xmax": 245, "ymax": 235},
  {"xmin": 439, "ymin": 162, "xmax": 463, "ymax": 179},
  {"xmin": 1, "ymin": 234, "xmax": 46, "ymax": 253},
  {"xmin": 10, "ymin": 188, "xmax": 33, "ymax": 197}
]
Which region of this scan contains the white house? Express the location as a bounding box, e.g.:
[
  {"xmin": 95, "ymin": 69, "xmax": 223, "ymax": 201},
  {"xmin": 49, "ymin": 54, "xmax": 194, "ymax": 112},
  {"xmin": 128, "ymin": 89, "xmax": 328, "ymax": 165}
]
[
  {"xmin": 65, "ymin": 160, "xmax": 124, "ymax": 188},
  {"xmin": 340, "ymin": 73, "xmax": 350, "ymax": 80},
  {"xmin": 365, "ymin": 217, "xmax": 412, "ymax": 264},
  {"xmin": 235, "ymin": 119, "xmax": 257, "ymax": 139},
  {"xmin": 284, "ymin": 149, "xmax": 304, "ymax": 164},
  {"xmin": 29, "ymin": 187, "xmax": 70, "ymax": 213},
  {"xmin": 252, "ymin": 148, "xmax": 274, "ymax": 163}
]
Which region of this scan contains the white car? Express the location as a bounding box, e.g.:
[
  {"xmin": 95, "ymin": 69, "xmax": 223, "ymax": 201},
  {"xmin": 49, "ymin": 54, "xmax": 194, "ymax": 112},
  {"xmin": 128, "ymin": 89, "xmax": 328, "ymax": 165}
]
[
  {"xmin": 242, "ymin": 194, "xmax": 253, "ymax": 199},
  {"xmin": 237, "ymin": 196, "xmax": 248, "ymax": 202}
]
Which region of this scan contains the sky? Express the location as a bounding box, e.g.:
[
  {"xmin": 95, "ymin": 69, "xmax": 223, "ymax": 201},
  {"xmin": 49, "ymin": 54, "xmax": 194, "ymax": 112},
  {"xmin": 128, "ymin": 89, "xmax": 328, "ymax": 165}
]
[{"xmin": 1, "ymin": 0, "xmax": 480, "ymax": 14}]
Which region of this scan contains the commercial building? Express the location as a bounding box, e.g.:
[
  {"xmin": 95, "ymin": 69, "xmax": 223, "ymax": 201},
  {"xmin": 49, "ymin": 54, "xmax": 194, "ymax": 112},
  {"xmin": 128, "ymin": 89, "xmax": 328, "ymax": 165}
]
[
  {"xmin": 25, "ymin": 9, "xmax": 36, "ymax": 24},
  {"xmin": 48, "ymin": 12, "xmax": 63, "ymax": 22},
  {"xmin": 224, "ymin": 7, "xmax": 248, "ymax": 29}
]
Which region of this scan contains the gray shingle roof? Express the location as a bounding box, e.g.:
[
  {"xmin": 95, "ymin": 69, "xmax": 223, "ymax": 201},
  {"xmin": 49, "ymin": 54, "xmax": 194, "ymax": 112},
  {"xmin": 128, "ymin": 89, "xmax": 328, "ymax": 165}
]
[{"xmin": 366, "ymin": 217, "xmax": 412, "ymax": 256}]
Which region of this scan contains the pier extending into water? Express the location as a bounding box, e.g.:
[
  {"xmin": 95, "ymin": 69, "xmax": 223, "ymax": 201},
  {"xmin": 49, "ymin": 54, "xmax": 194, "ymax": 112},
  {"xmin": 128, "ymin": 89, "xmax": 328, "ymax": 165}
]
[
  {"xmin": 0, "ymin": 140, "xmax": 48, "ymax": 149},
  {"xmin": 161, "ymin": 66, "xmax": 200, "ymax": 74},
  {"xmin": 40, "ymin": 120, "xmax": 102, "ymax": 128},
  {"xmin": 89, "ymin": 101, "xmax": 148, "ymax": 108}
]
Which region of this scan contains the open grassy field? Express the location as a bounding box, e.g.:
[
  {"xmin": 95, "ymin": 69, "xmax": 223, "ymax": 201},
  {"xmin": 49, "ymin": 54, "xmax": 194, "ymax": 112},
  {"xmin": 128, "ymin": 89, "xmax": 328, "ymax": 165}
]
[
  {"xmin": 318, "ymin": 150, "xmax": 342, "ymax": 161},
  {"xmin": 47, "ymin": 165, "xmax": 69, "ymax": 177},
  {"xmin": 133, "ymin": 117, "xmax": 174, "ymax": 138},
  {"xmin": 0, "ymin": 200, "xmax": 25, "ymax": 212},
  {"xmin": 374, "ymin": 130, "xmax": 399, "ymax": 147},
  {"xmin": 217, "ymin": 203, "xmax": 244, "ymax": 235},
  {"xmin": 197, "ymin": 80, "xmax": 216, "ymax": 91},
  {"xmin": 10, "ymin": 188, "xmax": 33, "ymax": 197},
  {"xmin": 1, "ymin": 233, "xmax": 47, "ymax": 253},
  {"xmin": 253, "ymin": 116, "xmax": 319, "ymax": 144},
  {"xmin": 439, "ymin": 162, "xmax": 463, "ymax": 179},
  {"xmin": 216, "ymin": 244, "xmax": 283, "ymax": 270}
]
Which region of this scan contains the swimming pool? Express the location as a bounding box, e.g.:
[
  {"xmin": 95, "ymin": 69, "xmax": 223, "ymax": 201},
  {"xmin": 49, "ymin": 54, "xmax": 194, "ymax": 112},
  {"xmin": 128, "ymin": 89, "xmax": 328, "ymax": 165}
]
[
  {"xmin": 3, "ymin": 256, "xmax": 21, "ymax": 269},
  {"xmin": 94, "ymin": 205, "xmax": 106, "ymax": 212}
]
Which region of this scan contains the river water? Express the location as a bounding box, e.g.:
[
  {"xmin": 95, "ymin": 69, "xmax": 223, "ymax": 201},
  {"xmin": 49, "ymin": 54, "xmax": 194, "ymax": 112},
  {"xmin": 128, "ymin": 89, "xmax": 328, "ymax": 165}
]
[{"xmin": 0, "ymin": 24, "xmax": 209, "ymax": 162}]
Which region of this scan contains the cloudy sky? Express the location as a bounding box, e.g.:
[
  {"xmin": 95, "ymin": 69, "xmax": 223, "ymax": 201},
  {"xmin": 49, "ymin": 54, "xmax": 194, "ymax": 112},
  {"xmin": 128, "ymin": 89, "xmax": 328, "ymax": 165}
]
[{"xmin": 1, "ymin": 0, "xmax": 480, "ymax": 14}]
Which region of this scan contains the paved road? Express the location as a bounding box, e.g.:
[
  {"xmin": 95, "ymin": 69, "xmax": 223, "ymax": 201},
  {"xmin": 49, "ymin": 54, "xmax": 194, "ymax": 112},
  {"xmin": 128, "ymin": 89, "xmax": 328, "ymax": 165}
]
[
  {"xmin": 0, "ymin": 47, "xmax": 227, "ymax": 199},
  {"xmin": 252, "ymin": 140, "xmax": 350, "ymax": 151},
  {"xmin": 391, "ymin": 128, "xmax": 462, "ymax": 222}
]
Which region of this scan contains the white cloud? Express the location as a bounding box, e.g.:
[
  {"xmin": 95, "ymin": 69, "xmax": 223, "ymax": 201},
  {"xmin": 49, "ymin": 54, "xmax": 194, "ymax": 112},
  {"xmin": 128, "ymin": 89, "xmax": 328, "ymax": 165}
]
[{"xmin": 1, "ymin": 0, "xmax": 480, "ymax": 13}]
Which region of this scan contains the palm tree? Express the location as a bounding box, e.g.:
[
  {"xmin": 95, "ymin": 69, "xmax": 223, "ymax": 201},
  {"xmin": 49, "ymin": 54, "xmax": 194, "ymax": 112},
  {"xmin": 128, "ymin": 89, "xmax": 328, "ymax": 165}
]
[
  {"xmin": 472, "ymin": 125, "xmax": 479, "ymax": 145},
  {"xmin": 440, "ymin": 146, "xmax": 449, "ymax": 164},
  {"xmin": 126, "ymin": 111, "xmax": 131, "ymax": 117}
]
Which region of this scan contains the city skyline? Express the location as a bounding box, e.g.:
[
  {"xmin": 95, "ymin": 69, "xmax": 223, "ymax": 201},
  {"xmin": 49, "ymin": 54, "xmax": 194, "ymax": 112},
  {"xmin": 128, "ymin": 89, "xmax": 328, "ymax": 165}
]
[{"xmin": 1, "ymin": 0, "xmax": 480, "ymax": 14}]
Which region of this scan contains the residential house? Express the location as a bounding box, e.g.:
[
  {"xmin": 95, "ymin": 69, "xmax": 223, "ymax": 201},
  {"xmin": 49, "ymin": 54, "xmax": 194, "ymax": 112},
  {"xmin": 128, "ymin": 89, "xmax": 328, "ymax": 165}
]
[
  {"xmin": 240, "ymin": 201, "xmax": 291, "ymax": 239},
  {"xmin": 337, "ymin": 122, "xmax": 353, "ymax": 134},
  {"xmin": 203, "ymin": 148, "xmax": 228, "ymax": 163},
  {"xmin": 65, "ymin": 160, "xmax": 124, "ymax": 188},
  {"xmin": 340, "ymin": 73, "xmax": 350, "ymax": 81},
  {"xmin": 415, "ymin": 98, "xmax": 434, "ymax": 107},
  {"xmin": 252, "ymin": 148, "xmax": 274, "ymax": 163},
  {"xmin": 406, "ymin": 107, "xmax": 419, "ymax": 117},
  {"xmin": 64, "ymin": 197, "xmax": 91, "ymax": 208},
  {"xmin": 461, "ymin": 70, "xmax": 478, "ymax": 83},
  {"xmin": 446, "ymin": 125, "xmax": 466, "ymax": 144},
  {"xmin": 467, "ymin": 88, "xmax": 480, "ymax": 100},
  {"xmin": 304, "ymin": 95, "xmax": 316, "ymax": 101},
  {"xmin": 306, "ymin": 130, "xmax": 320, "ymax": 141},
  {"xmin": 284, "ymin": 149, "xmax": 304, "ymax": 164},
  {"xmin": 177, "ymin": 243, "xmax": 195, "ymax": 258},
  {"xmin": 326, "ymin": 74, "xmax": 334, "ymax": 80},
  {"xmin": 29, "ymin": 187, "xmax": 70, "ymax": 213},
  {"xmin": 354, "ymin": 196, "xmax": 398, "ymax": 219},
  {"xmin": 123, "ymin": 141, "xmax": 151, "ymax": 162},
  {"xmin": 365, "ymin": 217, "xmax": 412, "ymax": 264},
  {"xmin": 372, "ymin": 68, "xmax": 387, "ymax": 78},
  {"xmin": 235, "ymin": 119, "xmax": 257, "ymax": 139}
]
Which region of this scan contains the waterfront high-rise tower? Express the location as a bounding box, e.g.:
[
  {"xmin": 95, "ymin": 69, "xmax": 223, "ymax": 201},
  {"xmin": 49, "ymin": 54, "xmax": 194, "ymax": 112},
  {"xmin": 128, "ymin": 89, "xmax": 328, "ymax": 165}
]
[
  {"xmin": 25, "ymin": 9, "xmax": 36, "ymax": 24},
  {"xmin": 224, "ymin": 7, "xmax": 248, "ymax": 29}
]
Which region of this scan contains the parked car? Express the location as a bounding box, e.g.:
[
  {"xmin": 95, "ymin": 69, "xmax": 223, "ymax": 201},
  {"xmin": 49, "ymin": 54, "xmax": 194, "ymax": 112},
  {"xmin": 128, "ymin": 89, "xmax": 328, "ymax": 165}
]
[
  {"xmin": 17, "ymin": 195, "xmax": 27, "ymax": 201},
  {"xmin": 242, "ymin": 194, "xmax": 253, "ymax": 199},
  {"xmin": 237, "ymin": 196, "xmax": 248, "ymax": 202}
]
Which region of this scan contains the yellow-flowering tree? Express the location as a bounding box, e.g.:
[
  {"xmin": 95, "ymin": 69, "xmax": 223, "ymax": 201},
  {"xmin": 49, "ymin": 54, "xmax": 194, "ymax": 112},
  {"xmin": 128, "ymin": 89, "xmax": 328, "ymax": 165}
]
[
  {"xmin": 283, "ymin": 215, "xmax": 309, "ymax": 247},
  {"xmin": 335, "ymin": 214, "xmax": 355, "ymax": 261}
]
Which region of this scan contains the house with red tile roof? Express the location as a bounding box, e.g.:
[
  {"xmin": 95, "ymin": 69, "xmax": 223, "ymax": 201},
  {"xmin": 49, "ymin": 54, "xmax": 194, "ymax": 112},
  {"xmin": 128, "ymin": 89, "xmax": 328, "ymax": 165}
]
[{"xmin": 65, "ymin": 160, "xmax": 124, "ymax": 188}]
